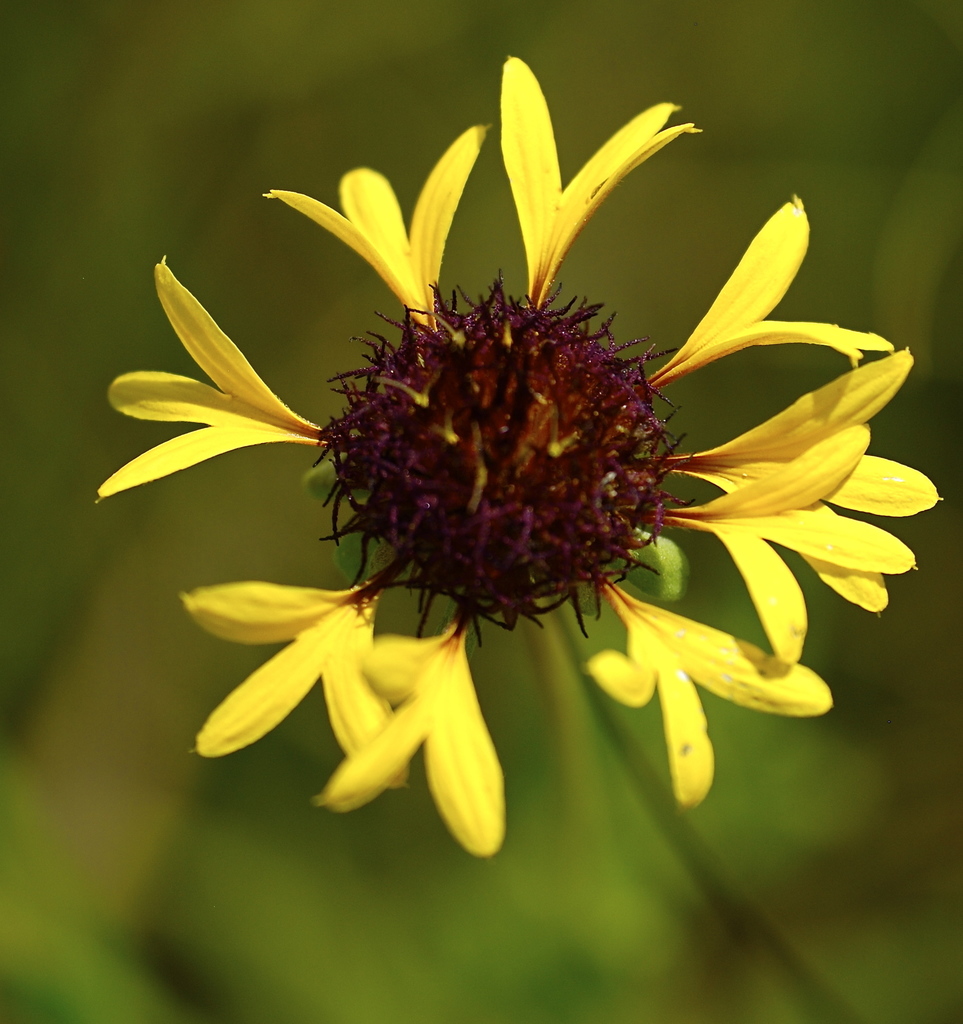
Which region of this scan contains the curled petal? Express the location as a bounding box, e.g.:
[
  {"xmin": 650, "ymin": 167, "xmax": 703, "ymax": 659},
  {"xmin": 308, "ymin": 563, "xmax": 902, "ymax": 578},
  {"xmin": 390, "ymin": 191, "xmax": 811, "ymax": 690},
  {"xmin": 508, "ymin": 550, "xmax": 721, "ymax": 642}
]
[
  {"xmin": 97, "ymin": 426, "xmax": 316, "ymax": 498},
  {"xmin": 599, "ymin": 586, "xmax": 831, "ymax": 807},
  {"xmin": 713, "ymin": 530, "xmax": 807, "ymax": 664},
  {"xmin": 318, "ymin": 603, "xmax": 394, "ymax": 757},
  {"xmin": 363, "ymin": 634, "xmax": 441, "ymax": 702},
  {"xmin": 585, "ymin": 648, "xmax": 656, "ymax": 707},
  {"xmin": 801, "ymin": 555, "xmax": 889, "ymax": 612},
  {"xmin": 317, "ymin": 631, "xmax": 455, "ymax": 812},
  {"xmin": 827, "ymin": 456, "xmax": 940, "ymax": 516},
  {"xmin": 321, "ymin": 627, "xmax": 504, "ymax": 856},
  {"xmin": 605, "ymin": 586, "xmax": 833, "ymax": 717}
]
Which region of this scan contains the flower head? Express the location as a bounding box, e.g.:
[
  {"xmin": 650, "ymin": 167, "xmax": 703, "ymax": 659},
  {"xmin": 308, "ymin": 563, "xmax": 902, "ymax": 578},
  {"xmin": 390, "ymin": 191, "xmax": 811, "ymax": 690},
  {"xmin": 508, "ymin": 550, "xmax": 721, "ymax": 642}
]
[
  {"xmin": 322, "ymin": 283, "xmax": 673, "ymax": 627},
  {"xmin": 101, "ymin": 58, "xmax": 936, "ymax": 856}
]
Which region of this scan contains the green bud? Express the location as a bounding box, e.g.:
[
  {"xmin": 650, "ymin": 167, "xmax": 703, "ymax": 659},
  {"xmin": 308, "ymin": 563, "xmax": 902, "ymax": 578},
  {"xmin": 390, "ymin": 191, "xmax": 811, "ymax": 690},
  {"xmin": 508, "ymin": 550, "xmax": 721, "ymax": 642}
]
[
  {"xmin": 626, "ymin": 533, "xmax": 689, "ymax": 602},
  {"xmin": 332, "ymin": 531, "xmax": 366, "ymax": 581},
  {"xmin": 332, "ymin": 533, "xmax": 393, "ymax": 584},
  {"xmin": 302, "ymin": 460, "xmax": 336, "ymax": 500}
]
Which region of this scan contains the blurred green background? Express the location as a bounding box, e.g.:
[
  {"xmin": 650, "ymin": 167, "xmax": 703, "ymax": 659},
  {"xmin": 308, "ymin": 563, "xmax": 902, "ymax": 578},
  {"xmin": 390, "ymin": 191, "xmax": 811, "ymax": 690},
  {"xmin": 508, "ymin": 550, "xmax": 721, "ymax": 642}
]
[{"xmin": 2, "ymin": 0, "xmax": 962, "ymax": 1021}]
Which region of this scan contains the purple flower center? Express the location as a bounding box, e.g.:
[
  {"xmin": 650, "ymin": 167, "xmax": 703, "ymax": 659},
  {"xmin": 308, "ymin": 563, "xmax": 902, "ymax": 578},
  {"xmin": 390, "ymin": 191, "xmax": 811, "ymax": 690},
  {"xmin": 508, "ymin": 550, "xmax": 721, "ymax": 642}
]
[{"xmin": 322, "ymin": 283, "xmax": 674, "ymax": 627}]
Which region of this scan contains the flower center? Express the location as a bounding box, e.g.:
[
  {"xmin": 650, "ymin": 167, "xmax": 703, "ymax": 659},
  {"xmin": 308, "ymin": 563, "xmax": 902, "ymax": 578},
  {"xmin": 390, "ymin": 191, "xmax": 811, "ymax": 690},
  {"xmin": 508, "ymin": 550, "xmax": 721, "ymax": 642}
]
[{"xmin": 322, "ymin": 283, "xmax": 674, "ymax": 627}]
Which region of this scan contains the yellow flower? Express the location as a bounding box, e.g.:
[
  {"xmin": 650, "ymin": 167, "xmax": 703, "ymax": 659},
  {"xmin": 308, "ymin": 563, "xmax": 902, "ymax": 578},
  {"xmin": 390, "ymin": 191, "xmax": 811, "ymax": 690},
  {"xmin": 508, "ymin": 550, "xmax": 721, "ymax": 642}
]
[{"xmin": 101, "ymin": 57, "xmax": 936, "ymax": 854}]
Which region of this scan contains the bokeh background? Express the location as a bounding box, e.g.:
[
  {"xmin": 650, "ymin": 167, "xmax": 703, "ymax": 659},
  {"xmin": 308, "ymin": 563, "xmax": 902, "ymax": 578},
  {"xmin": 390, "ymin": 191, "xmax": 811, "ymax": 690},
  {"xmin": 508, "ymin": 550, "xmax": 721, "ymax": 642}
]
[{"xmin": 3, "ymin": 0, "xmax": 962, "ymax": 1021}]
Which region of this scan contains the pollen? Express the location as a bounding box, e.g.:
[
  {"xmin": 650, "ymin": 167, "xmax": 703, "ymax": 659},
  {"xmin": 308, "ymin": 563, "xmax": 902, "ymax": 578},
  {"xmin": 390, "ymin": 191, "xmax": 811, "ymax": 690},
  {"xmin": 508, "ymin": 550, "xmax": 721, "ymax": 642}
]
[{"xmin": 321, "ymin": 282, "xmax": 674, "ymax": 626}]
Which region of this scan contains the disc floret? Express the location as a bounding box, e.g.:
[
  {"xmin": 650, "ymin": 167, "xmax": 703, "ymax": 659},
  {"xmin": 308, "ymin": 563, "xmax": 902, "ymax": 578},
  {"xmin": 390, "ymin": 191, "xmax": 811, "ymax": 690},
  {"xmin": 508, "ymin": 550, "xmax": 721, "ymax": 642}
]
[{"xmin": 322, "ymin": 284, "xmax": 674, "ymax": 626}]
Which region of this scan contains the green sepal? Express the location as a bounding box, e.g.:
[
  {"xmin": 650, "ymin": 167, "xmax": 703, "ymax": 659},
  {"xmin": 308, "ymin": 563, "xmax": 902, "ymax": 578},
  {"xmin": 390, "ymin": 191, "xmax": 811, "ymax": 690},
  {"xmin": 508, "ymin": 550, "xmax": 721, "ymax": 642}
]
[
  {"xmin": 625, "ymin": 533, "xmax": 689, "ymax": 602},
  {"xmin": 437, "ymin": 600, "xmax": 477, "ymax": 660}
]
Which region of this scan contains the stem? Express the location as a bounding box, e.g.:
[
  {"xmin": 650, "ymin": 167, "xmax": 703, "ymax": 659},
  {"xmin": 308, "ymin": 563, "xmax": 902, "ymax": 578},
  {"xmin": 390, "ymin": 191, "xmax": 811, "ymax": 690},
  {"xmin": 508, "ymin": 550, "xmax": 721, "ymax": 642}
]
[{"xmin": 522, "ymin": 614, "xmax": 604, "ymax": 844}]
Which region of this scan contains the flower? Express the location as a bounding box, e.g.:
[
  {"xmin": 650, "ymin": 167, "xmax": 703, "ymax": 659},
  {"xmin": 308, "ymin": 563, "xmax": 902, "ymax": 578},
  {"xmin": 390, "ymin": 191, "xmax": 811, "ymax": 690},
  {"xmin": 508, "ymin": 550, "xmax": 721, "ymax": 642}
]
[{"xmin": 101, "ymin": 58, "xmax": 936, "ymax": 856}]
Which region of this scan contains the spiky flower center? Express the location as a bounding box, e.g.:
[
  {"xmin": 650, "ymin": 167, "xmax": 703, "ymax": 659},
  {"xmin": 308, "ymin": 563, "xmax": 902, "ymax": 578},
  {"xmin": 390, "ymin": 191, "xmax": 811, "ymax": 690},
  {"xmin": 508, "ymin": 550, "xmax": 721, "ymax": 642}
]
[{"xmin": 322, "ymin": 283, "xmax": 674, "ymax": 627}]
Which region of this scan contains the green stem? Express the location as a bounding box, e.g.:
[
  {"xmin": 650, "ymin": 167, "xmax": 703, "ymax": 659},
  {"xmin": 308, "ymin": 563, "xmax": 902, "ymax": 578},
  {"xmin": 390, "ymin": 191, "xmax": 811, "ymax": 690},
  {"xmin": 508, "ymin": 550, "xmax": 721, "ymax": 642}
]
[{"xmin": 521, "ymin": 614, "xmax": 603, "ymax": 844}]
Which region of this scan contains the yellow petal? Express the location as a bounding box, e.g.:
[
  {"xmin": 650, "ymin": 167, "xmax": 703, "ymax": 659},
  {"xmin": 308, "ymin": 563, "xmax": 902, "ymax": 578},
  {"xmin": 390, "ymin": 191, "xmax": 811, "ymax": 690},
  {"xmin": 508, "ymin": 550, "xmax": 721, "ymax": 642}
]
[
  {"xmin": 675, "ymin": 504, "xmax": 916, "ymax": 574},
  {"xmin": 651, "ymin": 199, "xmax": 809, "ymax": 385},
  {"xmin": 713, "ymin": 530, "xmax": 807, "ymax": 663},
  {"xmin": 547, "ymin": 108, "xmax": 697, "ymax": 297},
  {"xmin": 317, "ymin": 673, "xmax": 436, "ymax": 813},
  {"xmin": 679, "ymin": 351, "xmax": 914, "ymax": 481},
  {"xmin": 409, "ymin": 125, "xmax": 487, "ymax": 297},
  {"xmin": 154, "ymin": 263, "xmax": 315, "ymax": 431},
  {"xmin": 606, "ymin": 586, "xmax": 833, "ymax": 717},
  {"xmin": 363, "ymin": 634, "xmax": 440, "ymax": 702},
  {"xmin": 584, "ymin": 648, "xmax": 656, "ymax": 707},
  {"xmin": 97, "ymin": 425, "xmax": 316, "ymax": 498},
  {"xmin": 189, "ymin": 581, "xmax": 391, "ymax": 758},
  {"xmin": 684, "ymin": 427, "xmax": 870, "ymax": 519},
  {"xmin": 723, "ymin": 320, "xmax": 891, "ymax": 362},
  {"xmin": 827, "ymin": 456, "xmax": 940, "ymax": 516},
  {"xmin": 318, "ymin": 603, "xmax": 394, "ymax": 757},
  {"xmin": 182, "ymin": 581, "xmax": 353, "ymax": 644},
  {"xmin": 501, "ymin": 57, "xmax": 561, "ymax": 303},
  {"xmin": 654, "ymin": 320, "xmax": 893, "ymax": 384},
  {"xmin": 339, "ymin": 168, "xmax": 421, "ymax": 307},
  {"xmin": 267, "ymin": 189, "xmax": 417, "ymax": 307},
  {"xmin": 603, "ymin": 585, "xmax": 832, "ymax": 809},
  {"xmin": 424, "ymin": 635, "xmax": 505, "ymax": 857},
  {"xmin": 801, "ymin": 555, "xmax": 889, "ymax": 612},
  {"xmin": 657, "ymin": 663, "xmax": 714, "ymax": 809},
  {"xmin": 108, "ymin": 371, "xmax": 306, "ymax": 431},
  {"xmin": 317, "ymin": 628, "xmax": 458, "ymax": 810},
  {"xmin": 195, "ymin": 620, "xmax": 334, "ymax": 756}
]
